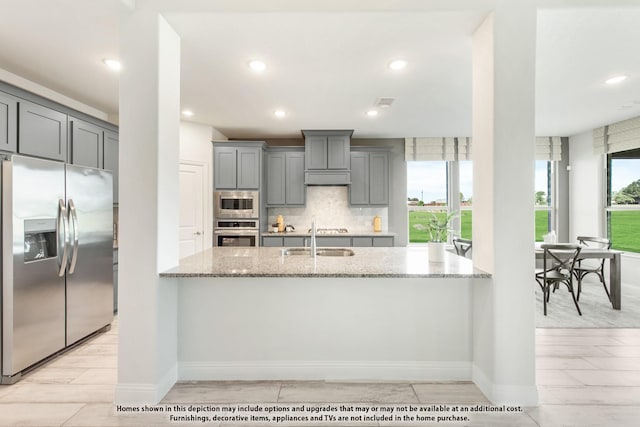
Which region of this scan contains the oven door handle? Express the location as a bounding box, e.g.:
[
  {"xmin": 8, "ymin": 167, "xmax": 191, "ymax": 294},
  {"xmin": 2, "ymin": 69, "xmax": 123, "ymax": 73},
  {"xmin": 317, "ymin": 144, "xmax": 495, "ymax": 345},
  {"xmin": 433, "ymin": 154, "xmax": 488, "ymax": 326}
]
[{"xmin": 213, "ymin": 230, "xmax": 259, "ymax": 235}]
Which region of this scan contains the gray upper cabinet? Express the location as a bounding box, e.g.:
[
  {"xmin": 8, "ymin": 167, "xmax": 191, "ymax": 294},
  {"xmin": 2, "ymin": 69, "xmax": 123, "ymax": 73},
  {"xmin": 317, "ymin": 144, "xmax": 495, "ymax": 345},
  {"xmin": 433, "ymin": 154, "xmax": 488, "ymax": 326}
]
[
  {"xmin": 18, "ymin": 100, "xmax": 67, "ymax": 161},
  {"xmin": 237, "ymin": 147, "xmax": 261, "ymax": 189},
  {"xmin": 303, "ymin": 130, "xmax": 351, "ymax": 170},
  {"xmin": 266, "ymin": 150, "xmax": 305, "ymax": 206},
  {"xmin": 286, "ymin": 152, "xmax": 305, "ymax": 204},
  {"xmin": 0, "ymin": 91, "xmax": 17, "ymax": 152},
  {"xmin": 103, "ymin": 131, "xmax": 119, "ymax": 204},
  {"xmin": 266, "ymin": 152, "xmax": 286, "ymax": 205},
  {"xmin": 214, "ymin": 146, "xmax": 237, "ymax": 189},
  {"xmin": 369, "ymin": 152, "xmax": 389, "ymax": 205},
  {"xmin": 349, "ymin": 152, "xmax": 369, "ymax": 205},
  {"xmin": 304, "ymin": 135, "xmax": 327, "ymax": 169},
  {"xmin": 327, "ymin": 135, "xmax": 350, "ymax": 169},
  {"xmin": 69, "ymin": 117, "xmax": 103, "ymax": 168},
  {"xmin": 349, "ymin": 150, "xmax": 389, "ymax": 206},
  {"xmin": 214, "ymin": 143, "xmax": 262, "ymax": 190},
  {"xmin": 302, "ymin": 130, "xmax": 352, "ymax": 185}
]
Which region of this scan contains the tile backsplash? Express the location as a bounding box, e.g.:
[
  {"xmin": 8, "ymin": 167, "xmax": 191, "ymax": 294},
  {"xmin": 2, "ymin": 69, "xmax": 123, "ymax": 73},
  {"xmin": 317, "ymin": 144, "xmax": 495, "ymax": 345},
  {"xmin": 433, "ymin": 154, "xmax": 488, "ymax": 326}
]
[{"xmin": 267, "ymin": 186, "xmax": 388, "ymax": 232}]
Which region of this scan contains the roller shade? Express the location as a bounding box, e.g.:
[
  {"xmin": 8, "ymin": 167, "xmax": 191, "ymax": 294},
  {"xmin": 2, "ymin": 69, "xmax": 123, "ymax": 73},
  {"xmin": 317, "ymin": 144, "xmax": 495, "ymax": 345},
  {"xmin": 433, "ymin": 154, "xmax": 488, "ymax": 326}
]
[
  {"xmin": 536, "ymin": 136, "xmax": 562, "ymax": 161},
  {"xmin": 404, "ymin": 137, "xmax": 472, "ymax": 161},
  {"xmin": 594, "ymin": 116, "xmax": 640, "ymax": 154},
  {"xmin": 405, "ymin": 136, "xmax": 556, "ymax": 161}
]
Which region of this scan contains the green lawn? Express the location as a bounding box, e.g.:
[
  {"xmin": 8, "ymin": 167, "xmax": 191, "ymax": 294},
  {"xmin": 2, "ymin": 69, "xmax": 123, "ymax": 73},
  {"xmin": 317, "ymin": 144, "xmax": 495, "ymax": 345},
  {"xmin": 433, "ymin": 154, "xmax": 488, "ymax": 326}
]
[
  {"xmin": 610, "ymin": 210, "xmax": 640, "ymax": 252},
  {"xmin": 409, "ymin": 210, "xmax": 552, "ymax": 243},
  {"xmin": 408, "ymin": 210, "xmax": 472, "ymax": 243}
]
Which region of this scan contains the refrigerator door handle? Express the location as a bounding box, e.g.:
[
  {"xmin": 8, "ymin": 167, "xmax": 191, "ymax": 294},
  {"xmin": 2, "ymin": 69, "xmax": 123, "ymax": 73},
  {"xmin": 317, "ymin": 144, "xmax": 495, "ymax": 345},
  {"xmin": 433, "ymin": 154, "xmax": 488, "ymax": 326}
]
[
  {"xmin": 57, "ymin": 198, "xmax": 69, "ymax": 277},
  {"xmin": 68, "ymin": 199, "xmax": 79, "ymax": 275}
]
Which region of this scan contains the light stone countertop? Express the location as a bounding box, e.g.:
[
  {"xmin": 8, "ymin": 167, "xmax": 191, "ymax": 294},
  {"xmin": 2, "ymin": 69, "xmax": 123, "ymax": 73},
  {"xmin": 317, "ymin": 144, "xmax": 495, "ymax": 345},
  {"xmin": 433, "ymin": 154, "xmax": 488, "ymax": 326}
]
[
  {"xmin": 261, "ymin": 231, "xmax": 397, "ymax": 237},
  {"xmin": 160, "ymin": 246, "xmax": 490, "ymax": 278}
]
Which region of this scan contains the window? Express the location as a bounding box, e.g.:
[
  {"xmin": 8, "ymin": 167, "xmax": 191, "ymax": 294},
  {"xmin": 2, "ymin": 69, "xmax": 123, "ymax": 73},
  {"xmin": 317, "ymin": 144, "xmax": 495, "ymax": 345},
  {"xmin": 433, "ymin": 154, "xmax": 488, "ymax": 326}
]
[
  {"xmin": 407, "ymin": 161, "xmax": 448, "ymax": 243},
  {"xmin": 535, "ymin": 160, "xmax": 553, "ymax": 241},
  {"xmin": 407, "ymin": 161, "xmax": 471, "ymax": 243},
  {"xmin": 607, "ymin": 148, "xmax": 640, "ymax": 252},
  {"xmin": 459, "ymin": 161, "xmax": 473, "ymax": 240},
  {"xmin": 409, "ymin": 159, "xmax": 556, "ymax": 244}
]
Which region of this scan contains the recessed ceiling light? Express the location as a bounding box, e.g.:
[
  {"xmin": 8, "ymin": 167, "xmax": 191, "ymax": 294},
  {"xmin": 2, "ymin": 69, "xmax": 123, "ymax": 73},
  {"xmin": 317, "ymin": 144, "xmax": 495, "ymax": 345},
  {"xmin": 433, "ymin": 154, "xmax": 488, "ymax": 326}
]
[
  {"xmin": 182, "ymin": 110, "xmax": 194, "ymax": 117},
  {"xmin": 366, "ymin": 110, "xmax": 379, "ymax": 117},
  {"xmin": 249, "ymin": 60, "xmax": 266, "ymax": 72},
  {"xmin": 274, "ymin": 110, "xmax": 286, "ymax": 118},
  {"xmin": 605, "ymin": 75, "xmax": 627, "ymax": 85},
  {"xmin": 389, "ymin": 60, "xmax": 407, "ymax": 71},
  {"xmin": 103, "ymin": 58, "xmax": 122, "ymax": 71}
]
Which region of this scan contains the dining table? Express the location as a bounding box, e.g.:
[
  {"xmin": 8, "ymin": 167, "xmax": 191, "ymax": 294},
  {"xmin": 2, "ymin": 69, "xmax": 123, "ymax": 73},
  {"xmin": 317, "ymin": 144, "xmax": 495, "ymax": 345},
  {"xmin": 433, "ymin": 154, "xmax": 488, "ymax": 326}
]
[{"xmin": 535, "ymin": 242, "xmax": 623, "ymax": 310}]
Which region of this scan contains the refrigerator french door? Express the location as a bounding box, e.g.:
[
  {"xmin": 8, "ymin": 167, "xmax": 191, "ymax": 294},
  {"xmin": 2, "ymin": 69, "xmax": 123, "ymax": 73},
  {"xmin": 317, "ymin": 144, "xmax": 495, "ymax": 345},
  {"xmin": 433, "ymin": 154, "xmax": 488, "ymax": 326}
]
[{"xmin": 1, "ymin": 155, "xmax": 113, "ymax": 383}]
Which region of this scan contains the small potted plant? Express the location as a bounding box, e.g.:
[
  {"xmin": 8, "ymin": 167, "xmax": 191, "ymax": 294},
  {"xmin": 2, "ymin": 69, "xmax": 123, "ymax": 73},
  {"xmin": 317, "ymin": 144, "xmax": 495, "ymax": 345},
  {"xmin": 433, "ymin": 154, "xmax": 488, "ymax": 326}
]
[{"xmin": 426, "ymin": 210, "xmax": 458, "ymax": 262}]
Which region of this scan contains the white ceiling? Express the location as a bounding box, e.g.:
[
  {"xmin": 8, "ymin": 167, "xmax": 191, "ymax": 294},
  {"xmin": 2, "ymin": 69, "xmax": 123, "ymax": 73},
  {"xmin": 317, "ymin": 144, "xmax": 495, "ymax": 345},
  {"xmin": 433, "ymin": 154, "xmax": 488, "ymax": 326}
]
[{"xmin": 0, "ymin": 1, "xmax": 639, "ymax": 139}]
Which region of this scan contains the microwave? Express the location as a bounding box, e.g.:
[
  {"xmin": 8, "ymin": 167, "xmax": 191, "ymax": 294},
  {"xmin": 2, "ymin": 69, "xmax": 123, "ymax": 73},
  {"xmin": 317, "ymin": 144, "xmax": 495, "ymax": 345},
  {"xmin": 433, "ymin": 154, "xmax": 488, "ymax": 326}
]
[{"xmin": 214, "ymin": 191, "xmax": 259, "ymax": 219}]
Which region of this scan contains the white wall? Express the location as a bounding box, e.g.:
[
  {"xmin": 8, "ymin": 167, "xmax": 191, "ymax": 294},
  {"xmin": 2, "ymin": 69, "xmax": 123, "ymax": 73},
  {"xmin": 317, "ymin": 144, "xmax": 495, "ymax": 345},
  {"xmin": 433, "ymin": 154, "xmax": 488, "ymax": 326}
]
[
  {"xmin": 0, "ymin": 67, "xmax": 110, "ymax": 122},
  {"xmin": 177, "ymin": 277, "xmax": 473, "ymax": 382},
  {"xmin": 569, "ymin": 130, "xmax": 604, "ymax": 239},
  {"xmin": 179, "ymin": 121, "xmax": 221, "ymax": 250},
  {"xmin": 569, "ymin": 130, "xmax": 640, "ymax": 286},
  {"xmin": 116, "ymin": 10, "xmax": 180, "ymax": 404}
]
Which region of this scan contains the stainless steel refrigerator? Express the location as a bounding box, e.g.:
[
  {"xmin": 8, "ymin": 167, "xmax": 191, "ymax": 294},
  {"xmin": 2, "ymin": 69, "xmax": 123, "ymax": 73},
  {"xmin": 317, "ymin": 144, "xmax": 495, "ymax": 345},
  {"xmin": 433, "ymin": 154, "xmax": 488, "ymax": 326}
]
[{"xmin": 1, "ymin": 155, "xmax": 113, "ymax": 384}]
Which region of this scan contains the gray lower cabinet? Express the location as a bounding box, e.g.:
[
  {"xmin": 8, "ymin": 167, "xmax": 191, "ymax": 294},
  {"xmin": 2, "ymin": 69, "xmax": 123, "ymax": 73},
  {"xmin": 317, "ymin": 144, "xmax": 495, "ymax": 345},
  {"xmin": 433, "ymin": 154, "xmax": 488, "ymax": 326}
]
[
  {"xmin": 373, "ymin": 236, "xmax": 394, "ymax": 247},
  {"xmin": 263, "ymin": 235, "xmax": 393, "ymax": 247},
  {"xmin": 0, "ymin": 91, "xmax": 17, "ymax": 152},
  {"xmin": 18, "ymin": 99, "xmax": 68, "ymax": 161},
  {"xmin": 103, "ymin": 131, "xmax": 119, "ymax": 204},
  {"xmin": 349, "ymin": 151, "xmax": 389, "ymax": 206},
  {"xmin": 214, "ymin": 145, "xmax": 261, "ymax": 190},
  {"xmin": 266, "ymin": 150, "xmax": 305, "ymax": 206},
  {"xmin": 262, "ymin": 236, "xmax": 284, "ymax": 247},
  {"xmin": 284, "ymin": 236, "xmax": 306, "ymax": 247},
  {"xmin": 352, "ymin": 236, "xmax": 394, "ymax": 247},
  {"xmin": 316, "ymin": 236, "xmax": 352, "ymax": 247},
  {"xmin": 352, "ymin": 237, "xmax": 373, "ymax": 247},
  {"xmin": 69, "ymin": 117, "xmax": 103, "ymax": 168}
]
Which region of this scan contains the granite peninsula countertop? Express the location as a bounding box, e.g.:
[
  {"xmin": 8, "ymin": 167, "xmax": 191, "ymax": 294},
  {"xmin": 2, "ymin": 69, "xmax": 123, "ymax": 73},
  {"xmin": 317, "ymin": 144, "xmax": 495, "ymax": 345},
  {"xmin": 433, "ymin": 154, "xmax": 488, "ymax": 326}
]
[{"xmin": 160, "ymin": 246, "xmax": 490, "ymax": 278}]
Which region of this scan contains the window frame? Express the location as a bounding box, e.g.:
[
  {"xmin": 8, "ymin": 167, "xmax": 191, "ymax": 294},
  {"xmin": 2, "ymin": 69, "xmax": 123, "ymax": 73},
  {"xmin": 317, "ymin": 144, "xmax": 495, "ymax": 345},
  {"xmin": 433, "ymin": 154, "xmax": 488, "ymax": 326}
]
[{"xmin": 605, "ymin": 148, "xmax": 640, "ymax": 253}]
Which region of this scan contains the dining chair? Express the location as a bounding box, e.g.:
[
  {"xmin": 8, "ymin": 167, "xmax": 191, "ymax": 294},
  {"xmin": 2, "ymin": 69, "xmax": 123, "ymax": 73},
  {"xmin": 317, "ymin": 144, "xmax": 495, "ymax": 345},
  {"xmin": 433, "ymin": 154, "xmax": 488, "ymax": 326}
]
[
  {"xmin": 452, "ymin": 238, "xmax": 472, "ymax": 258},
  {"xmin": 535, "ymin": 243, "xmax": 582, "ymax": 316},
  {"xmin": 574, "ymin": 236, "xmax": 611, "ymax": 302}
]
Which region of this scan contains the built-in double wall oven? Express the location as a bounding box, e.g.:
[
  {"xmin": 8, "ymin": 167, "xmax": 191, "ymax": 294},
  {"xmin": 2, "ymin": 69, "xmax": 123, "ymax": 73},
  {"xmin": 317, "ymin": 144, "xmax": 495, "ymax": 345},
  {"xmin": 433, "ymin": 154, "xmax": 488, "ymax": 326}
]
[
  {"xmin": 213, "ymin": 219, "xmax": 259, "ymax": 247},
  {"xmin": 213, "ymin": 191, "xmax": 260, "ymax": 247}
]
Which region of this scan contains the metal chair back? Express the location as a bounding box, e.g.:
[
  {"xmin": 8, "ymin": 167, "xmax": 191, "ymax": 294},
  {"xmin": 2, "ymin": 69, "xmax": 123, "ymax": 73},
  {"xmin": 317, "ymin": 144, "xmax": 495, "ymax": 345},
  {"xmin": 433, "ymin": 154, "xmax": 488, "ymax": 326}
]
[{"xmin": 452, "ymin": 238, "xmax": 472, "ymax": 258}]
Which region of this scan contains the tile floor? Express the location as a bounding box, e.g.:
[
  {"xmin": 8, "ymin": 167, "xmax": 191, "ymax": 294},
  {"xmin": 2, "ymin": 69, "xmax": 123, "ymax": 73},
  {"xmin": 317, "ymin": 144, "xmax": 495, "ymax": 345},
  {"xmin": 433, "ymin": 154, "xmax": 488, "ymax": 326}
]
[{"xmin": 1, "ymin": 317, "xmax": 640, "ymax": 426}]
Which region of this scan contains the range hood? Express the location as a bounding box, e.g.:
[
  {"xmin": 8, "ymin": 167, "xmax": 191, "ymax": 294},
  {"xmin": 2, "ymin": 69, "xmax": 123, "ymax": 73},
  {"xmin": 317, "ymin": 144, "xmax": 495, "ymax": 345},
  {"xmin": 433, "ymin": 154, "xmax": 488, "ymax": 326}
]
[{"xmin": 302, "ymin": 130, "xmax": 353, "ymax": 186}]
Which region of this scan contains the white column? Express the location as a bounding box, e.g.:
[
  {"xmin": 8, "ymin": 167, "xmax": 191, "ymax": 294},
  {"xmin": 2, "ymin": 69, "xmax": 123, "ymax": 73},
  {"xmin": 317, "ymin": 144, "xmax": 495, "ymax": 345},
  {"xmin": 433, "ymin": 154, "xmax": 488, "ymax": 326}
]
[
  {"xmin": 471, "ymin": 2, "xmax": 538, "ymax": 405},
  {"xmin": 115, "ymin": 3, "xmax": 181, "ymax": 404}
]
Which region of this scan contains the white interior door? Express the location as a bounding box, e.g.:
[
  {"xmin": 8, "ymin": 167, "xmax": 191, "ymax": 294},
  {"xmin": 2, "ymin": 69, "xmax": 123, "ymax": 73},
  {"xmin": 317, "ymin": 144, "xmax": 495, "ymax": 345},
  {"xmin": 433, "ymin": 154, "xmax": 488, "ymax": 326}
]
[{"xmin": 179, "ymin": 162, "xmax": 205, "ymax": 258}]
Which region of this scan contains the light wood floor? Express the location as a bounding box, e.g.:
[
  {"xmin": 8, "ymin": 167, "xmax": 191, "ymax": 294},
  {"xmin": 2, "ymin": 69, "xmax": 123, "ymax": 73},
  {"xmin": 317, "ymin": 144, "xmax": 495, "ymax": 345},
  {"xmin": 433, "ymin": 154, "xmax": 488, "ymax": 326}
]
[{"xmin": 1, "ymin": 318, "xmax": 639, "ymax": 426}]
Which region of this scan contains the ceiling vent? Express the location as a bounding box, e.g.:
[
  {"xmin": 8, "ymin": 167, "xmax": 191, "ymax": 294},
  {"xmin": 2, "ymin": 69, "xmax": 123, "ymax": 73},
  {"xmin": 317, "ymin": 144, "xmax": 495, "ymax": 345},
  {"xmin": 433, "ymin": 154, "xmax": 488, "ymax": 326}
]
[{"xmin": 375, "ymin": 97, "xmax": 395, "ymax": 108}]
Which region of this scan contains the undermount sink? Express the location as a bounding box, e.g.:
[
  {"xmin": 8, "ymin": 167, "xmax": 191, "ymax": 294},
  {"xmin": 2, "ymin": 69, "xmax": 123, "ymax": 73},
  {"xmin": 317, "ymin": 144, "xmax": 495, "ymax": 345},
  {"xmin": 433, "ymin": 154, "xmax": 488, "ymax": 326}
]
[
  {"xmin": 317, "ymin": 248, "xmax": 355, "ymax": 257},
  {"xmin": 282, "ymin": 248, "xmax": 355, "ymax": 257}
]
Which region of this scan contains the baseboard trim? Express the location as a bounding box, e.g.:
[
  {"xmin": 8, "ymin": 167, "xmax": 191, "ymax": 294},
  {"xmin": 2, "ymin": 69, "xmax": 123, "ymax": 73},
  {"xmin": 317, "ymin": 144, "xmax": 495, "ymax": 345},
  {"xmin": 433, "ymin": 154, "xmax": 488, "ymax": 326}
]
[
  {"xmin": 178, "ymin": 360, "xmax": 472, "ymax": 382},
  {"xmin": 472, "ymin": 363, "xmax": 538, "ymax": 406},
  {"xmin": 114, "ymin": 363, "xmax": 178, "ymax": 404}
]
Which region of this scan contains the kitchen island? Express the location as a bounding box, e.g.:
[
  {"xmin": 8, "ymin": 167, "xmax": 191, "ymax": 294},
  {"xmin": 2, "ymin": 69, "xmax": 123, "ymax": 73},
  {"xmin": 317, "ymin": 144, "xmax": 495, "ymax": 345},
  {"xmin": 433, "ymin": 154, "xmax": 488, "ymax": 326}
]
[{"xmin": 160, "ymin": 246, "xmax": 490, "ymax": 383}]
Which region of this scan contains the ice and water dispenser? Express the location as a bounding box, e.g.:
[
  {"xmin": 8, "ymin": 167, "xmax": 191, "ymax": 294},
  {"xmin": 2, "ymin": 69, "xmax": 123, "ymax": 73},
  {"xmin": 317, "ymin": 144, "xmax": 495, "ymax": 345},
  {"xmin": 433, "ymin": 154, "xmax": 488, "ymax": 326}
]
[{"xmin": 23, "ymin": 218, "xmax": 57, "ymax": 262}]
